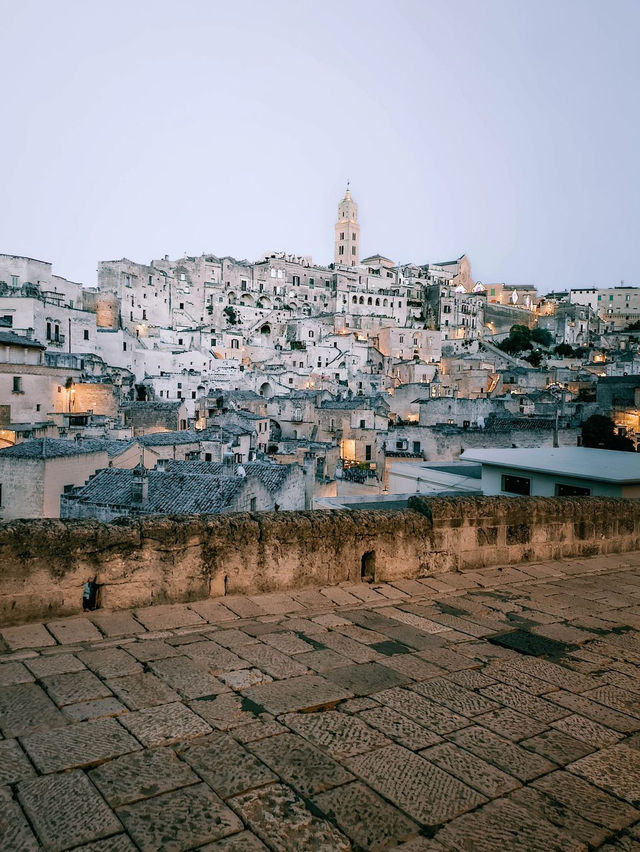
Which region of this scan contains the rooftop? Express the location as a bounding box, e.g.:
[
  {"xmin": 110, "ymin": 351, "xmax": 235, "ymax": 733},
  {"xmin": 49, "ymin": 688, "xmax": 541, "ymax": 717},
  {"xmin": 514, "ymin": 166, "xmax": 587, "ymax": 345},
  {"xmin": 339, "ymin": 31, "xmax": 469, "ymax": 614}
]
[
  {"xmin": 65, "ymin": 468, "xmax": 248, "ymax": 514},
  {"xmin": 461, "ymin": 447, "xmax": 640, "ymax": 484},
  {"xmin": 0, "ymin": 438, "xmax": 109, "ymax": 460},
  {"xmin": 0, "ymin": 330, "xmax": 46, "ymax": 350},
  {"xmin": 1, "ymin": 550, "xmax": 639, "ymax": 849}
]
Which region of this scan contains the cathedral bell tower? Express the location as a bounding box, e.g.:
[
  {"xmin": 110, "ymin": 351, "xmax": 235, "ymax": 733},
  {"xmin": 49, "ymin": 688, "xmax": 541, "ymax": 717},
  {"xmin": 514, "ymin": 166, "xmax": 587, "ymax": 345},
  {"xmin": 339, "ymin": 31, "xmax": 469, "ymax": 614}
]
[{"xmin": 334, "ymin": 183, "xmax": 360, "ymax": 267}]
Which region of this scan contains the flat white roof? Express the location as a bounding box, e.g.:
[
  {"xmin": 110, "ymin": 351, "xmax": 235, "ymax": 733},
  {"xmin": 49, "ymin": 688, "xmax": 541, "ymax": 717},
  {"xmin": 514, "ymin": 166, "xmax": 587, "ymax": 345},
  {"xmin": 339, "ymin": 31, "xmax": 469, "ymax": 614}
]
[{"xmin": 460, "ymin": 447, "xmax": 640, "ymax": 484}]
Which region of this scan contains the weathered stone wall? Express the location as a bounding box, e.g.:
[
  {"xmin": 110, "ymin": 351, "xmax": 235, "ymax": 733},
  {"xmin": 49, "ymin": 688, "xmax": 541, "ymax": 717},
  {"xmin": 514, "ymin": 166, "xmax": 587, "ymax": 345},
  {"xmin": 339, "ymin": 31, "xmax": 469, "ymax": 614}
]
[{"xmin": 1, "ymin": 496, "xmax": 639, "ymax": 626}]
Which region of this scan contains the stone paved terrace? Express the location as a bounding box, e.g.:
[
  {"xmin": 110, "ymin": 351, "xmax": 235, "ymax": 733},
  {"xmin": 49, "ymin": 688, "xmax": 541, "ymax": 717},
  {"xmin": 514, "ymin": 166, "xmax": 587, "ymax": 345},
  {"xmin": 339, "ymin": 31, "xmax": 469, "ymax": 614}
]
[{"xmin": 2, "ymin": 553, "xmax": 640, "ymax": 850}]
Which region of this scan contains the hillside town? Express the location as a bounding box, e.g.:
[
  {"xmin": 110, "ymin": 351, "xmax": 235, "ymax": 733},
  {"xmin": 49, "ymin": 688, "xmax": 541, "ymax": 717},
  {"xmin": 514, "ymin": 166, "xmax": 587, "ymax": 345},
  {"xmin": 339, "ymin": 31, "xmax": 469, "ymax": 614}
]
[{"xmin": 2, "ymin": 186, "xmax": 640, "ymax": 520}]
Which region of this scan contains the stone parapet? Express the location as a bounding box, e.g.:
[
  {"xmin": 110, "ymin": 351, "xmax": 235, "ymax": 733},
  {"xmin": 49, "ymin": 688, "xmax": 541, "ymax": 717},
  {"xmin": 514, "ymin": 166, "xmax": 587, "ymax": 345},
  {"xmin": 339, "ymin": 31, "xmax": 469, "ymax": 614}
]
[{"xmin": 1, "ymin": 496, "xmax": 639, "ymax": 626}]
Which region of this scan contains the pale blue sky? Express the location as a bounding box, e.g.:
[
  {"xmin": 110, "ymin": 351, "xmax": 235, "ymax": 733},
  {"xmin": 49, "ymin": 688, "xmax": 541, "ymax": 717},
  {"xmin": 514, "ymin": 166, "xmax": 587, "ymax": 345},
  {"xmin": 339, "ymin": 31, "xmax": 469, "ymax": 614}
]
[{"xmin": 1, "ymin": 0, "xmax": 639, "ymax": 292}]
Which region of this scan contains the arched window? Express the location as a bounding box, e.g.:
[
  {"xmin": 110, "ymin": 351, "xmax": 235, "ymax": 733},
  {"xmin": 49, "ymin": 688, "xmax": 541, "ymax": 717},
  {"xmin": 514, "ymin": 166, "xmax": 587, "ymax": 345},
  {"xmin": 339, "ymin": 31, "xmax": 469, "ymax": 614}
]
[
  {"xmin": 231, "ymin": 339, "xmax": 239, "ymax": 349},
  {"xmin": 383, "ymin": 299, "xmax": 388, "ymax": 307},
  {"xmin": 375, "ymin": 298, "xmax": 380, "ymax": 306},
  {"xmin": 359, "ymin": 296, "xmax": 364, "ymax": 304},
  {"xmin": 367, "ymin": 297, "xmax": 372, "ymax": 305},
  {"xmin": 352, "ymin": 296, "xmax": 357, "ymax": 304}
]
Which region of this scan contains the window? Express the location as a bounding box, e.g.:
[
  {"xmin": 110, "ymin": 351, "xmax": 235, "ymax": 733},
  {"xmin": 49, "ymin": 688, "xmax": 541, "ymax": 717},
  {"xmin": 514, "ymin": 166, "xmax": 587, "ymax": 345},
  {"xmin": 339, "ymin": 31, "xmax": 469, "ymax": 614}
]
[
  {"xmin": 83, "ymin": 329, "xmax": 89, "ymax": 340},
  {"xmin": 36, "ymin": 404, "xmax": 40, "ymax": 412},
  {"xmin": 359, "ymin": 419, "xmax": 366, "ymax": 429},
  {"xmin": 340, "ymin": 232, "xmax": 344, "ymax": 240},
  {"xmin": 308, "ymin": 330, "xmax": 314, "ymax": 337},
  {"xmin": 12, "ymin": 376, "xmax": 23, "ymax": 392},
  {"xmin": 130, "ymin": 312, "xmax": 134, "ymax": 321},
  {"xmin": 178, "ymin": 338, "xmax": 183, "ymax": 345},
  {"xmin": 501, "ymin": 474, "xmax": 531, "ymax": 496},
  {"xmin": 211, "ymin": 338, "xmax": 216, "ymax": 346},
  {"xmin": 339, "ymin": 246, "xmax": 344, "ymax": 256},
  {"xmin": 123, "ymin": 342, "xmax": 127, "ymax": 351},
  {"xmin": 250, "ymin": 497, "xmax": 257, "ymax": 511},
  {"xmin": 555, "ymin": 483, "xmax": 591, "ymax": 496},
  {"xmin": 205, "ymin": 453, "xmax": 212, "ymax": 462},
  {"xmin": 413, "ymin": 441, "xmax": 421, "ymax": 454},
  {"xmin": 293, "ymin": 275, "xmax": 300, "ymax": 286},
  {"xmin": 54, "ymin": 325, "xmax": 60, "ymax": 341},
  {"xmin": 231, "ymin": 339, "xmax": 239, "ymax": 349},
  {"xmin": 11, "ymin": 275, "xmax": 18, "ymax": 287},
  {"xmin": 148, "ymin": 275, "xmax": 153, "ymax": 285},
  {"xmin": 46, "ymin": 322, "xmax": 51, "ymax": 340},
  {"xmin": 365, "ymin": 444, "xmax": 372, "ymax": 461},
  {"xmin": 352, "ymin": 233, "xmax": 356, "ymax": 240},
  {"xmin": 352, "ymin": 246, "xmax": 356, "ymax": 255},
  {"xmin": 179, "ymin": 302, "xmax": 184, "ymax": 310},
  {"xmin": 142, "ymin": 310, "xmax": 146, "ymax": 320},
  {"xmin": 177, "ymin": 382, "xmax": 182, "ymax": 388}
]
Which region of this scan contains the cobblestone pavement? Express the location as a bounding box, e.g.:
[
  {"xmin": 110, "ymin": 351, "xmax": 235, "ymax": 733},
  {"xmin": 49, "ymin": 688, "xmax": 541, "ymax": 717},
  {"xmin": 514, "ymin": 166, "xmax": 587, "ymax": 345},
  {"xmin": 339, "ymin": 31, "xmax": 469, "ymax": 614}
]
[{"xmin": 3, "ymin": 553, "xmax": 640, "ymax": 850}]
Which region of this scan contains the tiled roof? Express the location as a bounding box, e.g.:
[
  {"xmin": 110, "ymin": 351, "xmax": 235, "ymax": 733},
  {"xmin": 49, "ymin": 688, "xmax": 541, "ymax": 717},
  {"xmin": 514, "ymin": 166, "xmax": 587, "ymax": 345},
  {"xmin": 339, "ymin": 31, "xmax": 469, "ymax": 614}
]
[
  {"xmin": 0, "ymin": 438, "xmax": 108, "ymax": 459},
  {"xmin": 137, "ymin": 431, "xmax": 202, "ymax": 446},
  {"xmin": 320, "ymin": 395, "xmax": 390, "ymax": 411},
  {"xmin": 0, "ymin": 331, "xmax": 46, "ymax": 350},
  {"xmin": 67, "ymin": 468, "xmax": 246, "ymax": 514},
  {"xmin": 161, "ymin": 459, "xmax": 295, "ymax": 494},
  {"xmin": 120, "ymin": 401, "xmax": 183, "ymax": 410}
]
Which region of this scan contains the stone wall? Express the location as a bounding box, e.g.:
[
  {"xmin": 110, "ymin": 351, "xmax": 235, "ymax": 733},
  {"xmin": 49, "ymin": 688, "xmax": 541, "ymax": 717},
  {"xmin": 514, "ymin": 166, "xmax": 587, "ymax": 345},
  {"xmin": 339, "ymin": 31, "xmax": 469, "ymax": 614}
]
[{"xmin": 1, "ymin": 496, "xmax": 639, "ymax": 626}]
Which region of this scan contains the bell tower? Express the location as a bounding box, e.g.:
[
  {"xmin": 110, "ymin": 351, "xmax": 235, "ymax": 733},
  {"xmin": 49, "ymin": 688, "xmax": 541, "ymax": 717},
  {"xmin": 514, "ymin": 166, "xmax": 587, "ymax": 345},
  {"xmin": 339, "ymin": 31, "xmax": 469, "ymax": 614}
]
[{"xmin": 334, "ymin": 183, "xmax": 360, "ymax": 267}]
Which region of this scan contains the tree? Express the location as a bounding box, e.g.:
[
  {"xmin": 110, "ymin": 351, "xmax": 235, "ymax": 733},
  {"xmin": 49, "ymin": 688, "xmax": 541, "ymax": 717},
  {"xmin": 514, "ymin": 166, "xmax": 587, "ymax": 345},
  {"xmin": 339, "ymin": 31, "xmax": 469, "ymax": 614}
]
[
  {"xmin": 554, "ymin": 343, "xmax": 576, "ymax": 357},
  {"xmin": 223, "ymin": 305, "xmax": 238, "ymax": 325},
  {"xmin": 530, "ymin": 327, "xmax": 553, "ymax": 347},
  {"xmin": 582, "ymin": 415, "xmax": 635, "ymax": 452},
  {"xmin": 524, "ymin": 350, "xmax": 542, "ymax": 367}
]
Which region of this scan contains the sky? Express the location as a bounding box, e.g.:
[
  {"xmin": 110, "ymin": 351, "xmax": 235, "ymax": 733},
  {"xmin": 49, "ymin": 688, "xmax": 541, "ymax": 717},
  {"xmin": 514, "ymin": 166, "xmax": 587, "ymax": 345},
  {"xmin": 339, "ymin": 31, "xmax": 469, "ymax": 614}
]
[{"xmin": 1, "ymin": 0, "xmax": 639, "ymax": 293}]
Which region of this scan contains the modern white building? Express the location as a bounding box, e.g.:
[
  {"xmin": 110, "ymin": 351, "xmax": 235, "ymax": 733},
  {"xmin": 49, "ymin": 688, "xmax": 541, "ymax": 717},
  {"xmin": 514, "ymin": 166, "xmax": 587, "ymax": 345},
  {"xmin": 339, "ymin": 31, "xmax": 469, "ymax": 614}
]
[{"xmin": 461, "ymin": 447, "xmax": 640, "ymax": 497}]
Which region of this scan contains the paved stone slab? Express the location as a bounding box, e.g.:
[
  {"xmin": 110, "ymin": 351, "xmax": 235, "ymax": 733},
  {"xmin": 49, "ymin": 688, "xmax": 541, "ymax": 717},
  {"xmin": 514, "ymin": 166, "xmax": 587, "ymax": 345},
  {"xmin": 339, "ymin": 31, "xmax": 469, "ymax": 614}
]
[
  {"xmin": 0, "ymin": 739, "xmax": 36, "ymax": 785},
  {"xmin": 242, "ymin": 675, "xmax": 352, "ymax": 714},
  {"xmin": 412, "ymin": 677, "xmax": 500, "ymax": 716},
  {"xmin": 295, "ymin": 648, "xmax": 352, "ymax": 672},
  {"xmin": 21, "ymin": 716, "xmax": 141, "ymax": 773},
  {"xmin": 229, "ymin": 782, "xmax": 351, "ymax": 851},
  {"xmin": 235, "ymin": 643, "xmax": 310, "ymax": 679},
  {"xmin": 25, "ymin": 653, "xmax": 86, "ymax": 678},
  {"xmin": 250, "ymin": 732, "xmax": 354, "ymax": 796},
  {"xmin": 549, "ymin": 689, "xmax": 640, "ymax": 733},
  {"xmin": 569, "ymin": 744, "xmax": 640, "ymax": 805},
  {"xmin": 90, "ymin": 610, "xmax": 143, "ymax": 637},
  {"xmin": 0, "ymin": 682, "xmax": 67, "ymax": 737},
  {"xmin": 72, "ymin": 835, "xmax": 137, "ymax": 851},
  {"xmin": 213, "ymin": 629, "xmax": 260, "ymax": 649},
  {"xmin": 200, "ymin": 831, "xmax": 269, "ymax": 850},
  {"xmin": 230, "ymin": 714, "xmax": 287, "ymax": 743},
  {"xmin": 90, "ymin": 746, "xmax": 199, "ymax": 807},
  {"xmin": 46, "ymin": 618, "xmax": 103, "ymax": 644},
  {"xmin": 376, "ymin": 686, "xmax": 470, "ymax": 734},
  {"xmin": 18, "ymin": 770, "xmax": 121, "ymax": 851},
  {"xmin": 583, "ymin": 685, "xmax": 640, "ymax": 718},
  {"xmin": 119, "ymin": 701, "xmax": 212, "ymax": 747},
  {"xmin": 41, "ymin": 670, "xmax": 113, "ymax": 706},
  {"xmin": 283, "ymin": 709, "xmax": 391, "ymax": 758},
  {"xmin": 475, "ymin": 706, "xmax": 549, "ymax": 741},
  {"xmin": 421, "ymin": 741, "xmax": 520, "ymax": 798},
  {"xmin": 521, "ymin": 728, "xmax": 595, "ymax": 765},
  {"xmin": 533, "ymin": 770, "xmax": 640, "ymax": 829},
  {"xmin": 63, "ymin": 696, "xmax": 127, "ymax": 721},
  {"xmin": 313, "ymin": 631, "xmax": 381, "ymax": 663},
  {"xmin": 379, "ymin": 653, "xmax": 446, "ymax": 681},
  {"xmin": 0, "ymin": 661, "xmax": 35, "ymax": 685},
  {"xmin": 108, "ymin": 672, "xmax": 181, "ymax": 709},
  {"xmin": 125, "ymin": 639, "xmax": 181, "ymax": 662},
  {"xmin": 134, "ymin": 603, "xmax": 205, "ymax": 631},
  {"xmin": 312, "ymin": 780, "xmax": 419, "ymax": 851},
  {"xmin": 508, "ymin": 785, "xmax": 610, "ymax": 848},
  {"xmin": 183, "ymin": 641, "xmax": 247, "ymax": 674},
  {"xmin": 435, "ymin": 797, "xmax": 583, "ymax": 852},
  {"xmin": 480, "ymin": 681, "xmax": 569, "ymax": 722},
  {"xmin": 78, "ymin": 648, "xmax": 142, "ymax": 678},
  {"xmin": 346, "ymin": 743, "xmax": 486, "ymax": 826},
  {"xmin": 177, "ymin": 733, "xmax": 278, "ymax": 798},
  {"xmin": 1, "ymin": 623, "xmax": 56, "ymax": 650},
  {"xmin": 360, "ymin": 705, "xmax": 443, "ymax": 750},
  {"xmin": 261, "ymin": 631, "xmax": 315, "ymax": 655},
  {"xmin": 0, "ymin": 792, "xmax": 40, "ymax": 851},
  {"xmin": 220, "ymin": 668, "xmax": 273, "ymax": 689},
  {"xmin": 325, "ymin": 661, "xmax": 410, "ymax": 696},
  {"xmin": 149, "ymin": 655, "xmax": 229, "ymax": 698},
  {"xmin": 447, "ymin": 725, "xmax": 556, "ymax": 782},
  {"xmin": 552, "ymin": 712, "xmax": 624, "ymax": 747},
  {"xmin": 190, "ymin": 693, "xmax": 259, "ymax": 730},
  {"xmin": 117, "ymin": 782, "xmax": 242, "ymax": 851}
]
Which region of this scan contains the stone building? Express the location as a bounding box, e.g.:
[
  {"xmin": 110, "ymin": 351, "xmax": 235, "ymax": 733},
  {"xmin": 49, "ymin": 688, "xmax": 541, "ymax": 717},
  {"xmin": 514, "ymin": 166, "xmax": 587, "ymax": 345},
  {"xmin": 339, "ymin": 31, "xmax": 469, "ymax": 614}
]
[{"xmin": 334, "ymin": 185, "xmax": 360, "ymax": 267}]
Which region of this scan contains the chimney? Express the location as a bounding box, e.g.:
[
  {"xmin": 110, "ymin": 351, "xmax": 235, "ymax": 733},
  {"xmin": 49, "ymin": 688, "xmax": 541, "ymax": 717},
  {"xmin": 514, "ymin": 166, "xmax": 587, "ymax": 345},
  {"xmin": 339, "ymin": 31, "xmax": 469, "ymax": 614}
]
[
  {"xmin": 131, "ymin": 462, "xmax": 148, "ymax": 507},
  {"xmin": 223, "ymin": 452, "xmax": 237, "ymax": 477},
  {"xmin": 303, "ymin": 450, "xmax": 315, "ymax": 510}
]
